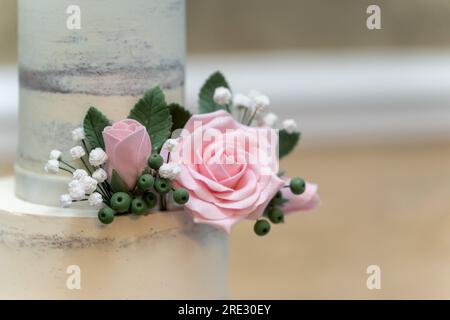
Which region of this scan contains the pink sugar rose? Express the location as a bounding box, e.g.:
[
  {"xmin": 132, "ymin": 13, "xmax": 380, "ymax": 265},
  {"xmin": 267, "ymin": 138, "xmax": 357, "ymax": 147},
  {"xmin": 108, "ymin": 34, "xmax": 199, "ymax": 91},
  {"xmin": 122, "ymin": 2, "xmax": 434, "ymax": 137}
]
[
  {"xmin": 281, "ymin": 178, "xmax": 320, "ymax": 213},
  {"xmin": 103, "ymin": 119, "xmax": 152, "ymax": 190},
  {"xmin": 171, "ymin": 110, "xmax": 284, "ymax": 233}
]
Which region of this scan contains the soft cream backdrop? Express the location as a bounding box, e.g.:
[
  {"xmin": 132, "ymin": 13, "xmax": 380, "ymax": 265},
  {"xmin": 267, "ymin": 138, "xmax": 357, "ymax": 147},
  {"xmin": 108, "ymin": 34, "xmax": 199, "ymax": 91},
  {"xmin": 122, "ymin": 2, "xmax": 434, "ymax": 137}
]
[
  {"xmin": 0, "ymin": 0, "xmax": 16, "ymax": 63},
  {"xmin": 231, "ymin": 143, "xmax": 450, "ymax": 299},
  {"xmin": 4, "ymin": 0, "xmax": 450, "ymax": 62}
]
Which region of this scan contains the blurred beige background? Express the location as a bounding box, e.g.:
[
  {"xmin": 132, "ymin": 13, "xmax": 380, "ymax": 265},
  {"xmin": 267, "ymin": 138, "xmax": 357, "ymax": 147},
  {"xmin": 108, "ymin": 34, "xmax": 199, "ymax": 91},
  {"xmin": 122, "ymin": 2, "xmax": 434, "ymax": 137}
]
[
  {"xmin": 2, "ymin": 0, "xmax": 450, "ymax": 299},
  {"xmin": 4, "ymin": 0, "xmax": 450, "ymax": 62}
]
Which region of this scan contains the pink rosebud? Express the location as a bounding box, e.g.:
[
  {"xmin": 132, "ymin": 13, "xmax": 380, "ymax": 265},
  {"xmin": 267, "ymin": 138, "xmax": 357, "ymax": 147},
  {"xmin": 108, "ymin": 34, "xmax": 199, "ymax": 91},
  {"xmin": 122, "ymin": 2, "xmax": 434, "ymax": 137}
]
[
  {"xmin": 281, "ymin": 177, "xmax": 320, "ymax": 213},
  {"xmin": 103, "ymin": 119, "xmax": 152, "ymax": 190}
]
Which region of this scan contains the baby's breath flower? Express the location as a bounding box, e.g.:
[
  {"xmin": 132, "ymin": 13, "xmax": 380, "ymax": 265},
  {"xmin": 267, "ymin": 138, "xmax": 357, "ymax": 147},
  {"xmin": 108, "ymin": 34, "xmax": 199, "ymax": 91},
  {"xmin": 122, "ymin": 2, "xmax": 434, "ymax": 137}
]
[
  {"xmin": 80, "ymin": 176, "xmax": 98, "ymax": 195},
  {"xmin": 159, "ymin": 162, "xmax": 181, "ymax": 180},
  {"xmin": 213, "ymin": 87, "xmax": 232, "ymax": 105},
  {"xmin": 92, "ymin": 168, "xmax": 107, "ymax": 183},
  {"xmin": 262, "ymin": 113, "xmax": 278, "ymax": 127},
  {"xmin": 49, "ymin": 150, "xmax": 62, "ymax": 160},
  {"xmin": 251, "ymin": 94, "xmax": 270, "ymax": 111},
  {"xmin": 68, "ymin": 185, "xmax": 85, "ymax": 201},
  {"xmin": 73, "ymin": 169, "xmax": 88, "ymax": 180},
  {"xmin": 72, "ymin": 127, "xmax": 85, "ymax": 141},
  {"xmin": 68, "ymin": 179, "xmax": 82, "ymax": 189},
  {"xmin": 44, "ymin": 160, "xmax": 60, "ymax": 174},
  {"xmin": 60, "ymin": 194, "xmax": 73, "ymax": 208},
  {"xmin": 70, "ymin": 146, "xmax": 86, "ymax": 160},
  {"xmin": 283, "ymin": 119, "xmax": 298, "ymax": 134},
  {"xmin": 89, "ymin": 148, "xmax": 108, "ymax": 167},
  {"xmin": 164, "ymin": 139, "xmax": 179, "ymax": 152},
  {"xmin": 88, "ymin": 192, "xmax": 103, "ymax": 207}
]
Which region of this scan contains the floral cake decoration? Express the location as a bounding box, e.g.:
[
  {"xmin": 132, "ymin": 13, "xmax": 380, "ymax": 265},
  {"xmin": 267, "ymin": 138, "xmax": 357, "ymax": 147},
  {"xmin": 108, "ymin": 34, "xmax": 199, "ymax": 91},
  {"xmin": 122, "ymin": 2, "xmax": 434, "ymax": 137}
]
[{"xmin": 45, "ymin": 72, "xmax": 319, "ymax": 236}]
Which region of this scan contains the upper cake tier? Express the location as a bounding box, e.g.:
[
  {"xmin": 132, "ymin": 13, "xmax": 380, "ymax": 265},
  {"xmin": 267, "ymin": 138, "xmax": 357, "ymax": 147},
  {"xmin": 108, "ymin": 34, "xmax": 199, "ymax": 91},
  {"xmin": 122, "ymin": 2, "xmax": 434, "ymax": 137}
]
[{"xmin": 16, "ymin": 0, "xmax": 186, "ymax": 205}]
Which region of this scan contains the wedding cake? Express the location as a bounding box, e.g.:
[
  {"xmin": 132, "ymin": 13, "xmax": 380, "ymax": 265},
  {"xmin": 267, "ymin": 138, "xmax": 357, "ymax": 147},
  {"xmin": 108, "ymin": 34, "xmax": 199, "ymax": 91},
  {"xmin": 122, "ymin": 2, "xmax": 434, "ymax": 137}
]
[
  {"xmin": 0, "ymin": 0, "xmax": 228, "ymax": 299},
  {"xmin": 0, "ymin": 0, "xmax": 320, "ymax": 301}
]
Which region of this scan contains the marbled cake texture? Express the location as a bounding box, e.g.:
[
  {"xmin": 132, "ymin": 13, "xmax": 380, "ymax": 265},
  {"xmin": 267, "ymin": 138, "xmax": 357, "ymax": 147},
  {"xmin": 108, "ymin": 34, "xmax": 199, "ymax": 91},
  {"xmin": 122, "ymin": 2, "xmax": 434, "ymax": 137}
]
[
  {"xmin": 19, "ymin": 0, "xmax": 185, "ymax": 79},
  {"xmin": 17, "ymin": 0, "xmax": 186, "ymax": 204}
]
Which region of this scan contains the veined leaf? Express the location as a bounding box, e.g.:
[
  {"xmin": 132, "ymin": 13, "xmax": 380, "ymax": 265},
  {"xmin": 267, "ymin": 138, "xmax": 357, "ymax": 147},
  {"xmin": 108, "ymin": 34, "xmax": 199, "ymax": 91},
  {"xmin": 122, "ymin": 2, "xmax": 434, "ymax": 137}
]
[
  {"xmin": 83, "ymin": 107, "xmax": 111, "ymax": 149},
  {"xmin": 168, "ymin": 103, "xmax": 192, "ymax": 132},
  {"xmin": 128, "ymin": 87, "xmax": 172, "ymax": 152}
]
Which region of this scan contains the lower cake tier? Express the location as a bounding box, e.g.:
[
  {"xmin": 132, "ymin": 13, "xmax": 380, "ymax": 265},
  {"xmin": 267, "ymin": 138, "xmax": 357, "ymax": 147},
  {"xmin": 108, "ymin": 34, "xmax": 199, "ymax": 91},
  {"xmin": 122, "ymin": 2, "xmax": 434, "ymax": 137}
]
[{"xmin": 0, "ymin": 177, "xmax": 228, "ymax": 299}]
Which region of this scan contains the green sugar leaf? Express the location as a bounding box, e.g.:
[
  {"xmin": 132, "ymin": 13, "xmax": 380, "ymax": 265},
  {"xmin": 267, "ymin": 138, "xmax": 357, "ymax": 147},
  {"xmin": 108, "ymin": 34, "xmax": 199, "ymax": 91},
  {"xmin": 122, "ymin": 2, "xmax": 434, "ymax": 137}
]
[
  {"xmin": 278, "ymin": 129, "xmax": 301, "ymax": 159},
  {"xmin": 83, "ymin": 107, "xmax": 111, "ymax": 150},
  {"xmin": 168, "ymin": 103, "xmax": 192, "ymax": 132},
  {"xmin": 128, "ymin": 87, "xmax": 172, "ymax": 152}
]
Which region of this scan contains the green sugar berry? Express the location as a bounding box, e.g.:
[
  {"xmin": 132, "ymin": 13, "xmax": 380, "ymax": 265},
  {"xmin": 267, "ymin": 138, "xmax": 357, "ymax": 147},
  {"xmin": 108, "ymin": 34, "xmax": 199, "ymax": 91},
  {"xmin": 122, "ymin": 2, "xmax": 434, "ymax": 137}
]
[
  {"xmin": 148, "ymin": 154, "xmax": 164, "ymax": 170},
  {"xmin": 154, "ymin": 178, "xmax": 171, "ymax": 194},
  {"xmin": 98, "ymin": 207, "xmax": 115, "ymax": 225},
  {"xmin": 137, "ymin": 174, "xmax": 154, "ymax": 191},
  {"xmin": 254, "ymin": 219, "xmax": 271, "ymax": 236},
  {"xmin": 268, "ymin": 207, "xmax": 284, "ymax": 224},
  {"xmin": 263, "ymin": 205, "xmax": 271, "ymax": 217},
  {"xmin": 131, "ymin": 197, "xmax": 147, "ymax": 215},
  {"xmin": 270, "ymin": 190, "xmax": 284, "ymax": 205},
  {"xmin": 110, "ymin": 192, "xmax": 131, "ymax": 213},
  {"xmin": 143, "ymin": 192, "xmax": 157, "ymax": 209},
  {"xmin": 290, "ymin": 177, "xmax": 306, "ymax": 195},
  {"xmin": 173, "ymin": 188, "xmax": 190, "ymax": 205}
]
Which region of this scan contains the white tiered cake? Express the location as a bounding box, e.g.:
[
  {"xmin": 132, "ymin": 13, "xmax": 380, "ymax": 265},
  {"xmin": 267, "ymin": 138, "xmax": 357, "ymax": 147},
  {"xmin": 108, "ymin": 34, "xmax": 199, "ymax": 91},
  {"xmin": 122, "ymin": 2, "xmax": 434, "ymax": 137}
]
[{"xmin": 0, "ymin": 0, "xmax": 228, "ymax": 299}]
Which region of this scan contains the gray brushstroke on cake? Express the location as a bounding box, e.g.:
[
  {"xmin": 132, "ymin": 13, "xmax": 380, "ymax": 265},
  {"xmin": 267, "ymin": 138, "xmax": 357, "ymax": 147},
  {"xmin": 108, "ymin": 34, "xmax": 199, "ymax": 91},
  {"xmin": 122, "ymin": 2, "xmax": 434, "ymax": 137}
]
[
  {"xmin": 19, "ymin": 63, "xmax": 184, "ymax": 96},
  {"xmin": 0, "ymin": 223, "xmax": 220, "ymax": 251}
]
